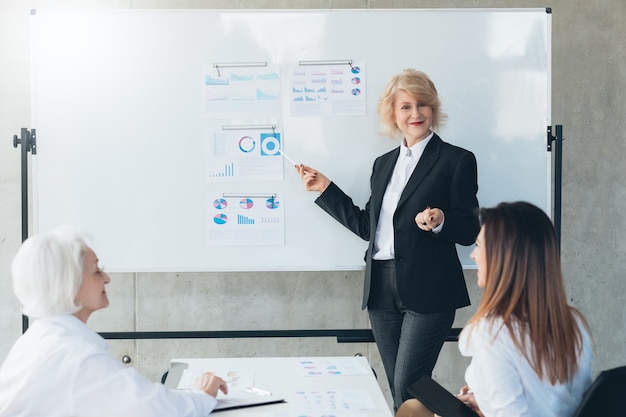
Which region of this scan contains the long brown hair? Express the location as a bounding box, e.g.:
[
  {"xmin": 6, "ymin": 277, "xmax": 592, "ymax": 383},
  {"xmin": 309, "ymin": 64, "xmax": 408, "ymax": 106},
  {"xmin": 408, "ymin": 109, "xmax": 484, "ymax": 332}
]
[{"xmin": 467, "ymin": 201, "xmax": 589, "ymax": 384}]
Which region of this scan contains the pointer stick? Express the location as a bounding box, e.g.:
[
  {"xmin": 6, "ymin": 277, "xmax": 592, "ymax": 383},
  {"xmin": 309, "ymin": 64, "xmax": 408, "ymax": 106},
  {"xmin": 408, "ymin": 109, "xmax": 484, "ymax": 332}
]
[{"xmin": 280, "ymin": 149, "xmax": 298, "ymax": 166}]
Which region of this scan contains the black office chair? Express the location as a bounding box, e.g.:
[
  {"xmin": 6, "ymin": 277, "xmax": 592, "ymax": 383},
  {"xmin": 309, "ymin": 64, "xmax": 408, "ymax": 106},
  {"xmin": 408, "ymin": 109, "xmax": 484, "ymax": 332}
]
[{"xmin": 572, "ymin": 365, "xmax": 626, "ymax": 417}]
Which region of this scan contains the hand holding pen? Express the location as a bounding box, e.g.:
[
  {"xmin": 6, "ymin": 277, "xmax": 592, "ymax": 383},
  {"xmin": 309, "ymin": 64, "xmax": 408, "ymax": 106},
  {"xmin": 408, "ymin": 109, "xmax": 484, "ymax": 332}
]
[
  {"xmin": 193, "ymin": 372, "xmax": 229, "ymax": 398},
  {"xmin": 456, "ymin": 385, "xmax": 484, "ymax": 417},
  {"xmin": 415, "ymin": 206, "xmax": 444, "ymax": 231},
  {"xmin": 296, "ymin": 164, "xmax": 331, "ymax": 193}
]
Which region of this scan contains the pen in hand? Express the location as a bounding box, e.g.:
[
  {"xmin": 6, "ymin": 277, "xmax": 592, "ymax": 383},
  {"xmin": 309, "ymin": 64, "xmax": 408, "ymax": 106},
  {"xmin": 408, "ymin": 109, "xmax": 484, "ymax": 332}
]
[{"xmin": 247, "ymin": 386, "xmax": 272, "ymax": 396}]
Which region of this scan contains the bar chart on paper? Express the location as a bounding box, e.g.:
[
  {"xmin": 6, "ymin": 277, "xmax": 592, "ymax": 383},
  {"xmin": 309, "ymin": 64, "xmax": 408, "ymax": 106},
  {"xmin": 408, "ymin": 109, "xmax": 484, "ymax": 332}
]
[{"xmin": 208, "ymin": 162, "xmax": 235, "ymax": 178}]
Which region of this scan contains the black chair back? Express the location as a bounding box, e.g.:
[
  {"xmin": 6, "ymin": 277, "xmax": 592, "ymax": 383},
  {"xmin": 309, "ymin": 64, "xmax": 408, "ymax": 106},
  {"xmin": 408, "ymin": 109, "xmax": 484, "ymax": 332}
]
[{"xmin": 573, "ymin": 365, "xmax": 626, "ymax": 417}]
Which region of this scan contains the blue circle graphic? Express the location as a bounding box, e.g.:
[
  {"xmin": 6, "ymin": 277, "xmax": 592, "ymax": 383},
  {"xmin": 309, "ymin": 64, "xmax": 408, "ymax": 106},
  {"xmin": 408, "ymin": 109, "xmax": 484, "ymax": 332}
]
[
  {"xmin": 213, "ymin": 213, "xmax": 228, "ymax": 224},
  {"xmin": 238, "ymin": 136, "xmax": 256, "ymax": 153},
  {"xmin": 213, "ymin": 198, "xmax": 228, "ymax": 209}
]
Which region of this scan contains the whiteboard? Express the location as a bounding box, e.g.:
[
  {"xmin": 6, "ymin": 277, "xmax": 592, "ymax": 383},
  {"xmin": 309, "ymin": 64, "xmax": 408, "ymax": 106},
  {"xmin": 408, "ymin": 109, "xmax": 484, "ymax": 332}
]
[{"xmin": 31, "ymin": 9, "xmax": 551, "ymax": 271}]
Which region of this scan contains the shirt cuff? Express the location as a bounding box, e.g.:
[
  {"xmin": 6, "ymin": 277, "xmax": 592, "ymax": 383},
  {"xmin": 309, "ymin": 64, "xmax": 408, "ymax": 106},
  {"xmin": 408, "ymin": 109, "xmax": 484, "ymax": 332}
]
[{"xmin": 432, "ymin": 213, "xmax": 445, "ymax": 234}]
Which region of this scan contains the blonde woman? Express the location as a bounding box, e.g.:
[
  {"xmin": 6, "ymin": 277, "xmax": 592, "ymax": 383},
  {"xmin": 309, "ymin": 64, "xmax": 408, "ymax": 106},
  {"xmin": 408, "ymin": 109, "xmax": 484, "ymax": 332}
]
[{"xmin": 296, "ymin": 69, "xmax": 480, "ymax": 411}]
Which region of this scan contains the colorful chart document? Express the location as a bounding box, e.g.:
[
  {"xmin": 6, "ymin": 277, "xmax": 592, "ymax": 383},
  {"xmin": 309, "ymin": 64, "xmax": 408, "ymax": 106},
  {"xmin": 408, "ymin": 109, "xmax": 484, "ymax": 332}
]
[
  {"xmin": 289, "ymin": 61, "xmax": 367, "ymax": 117},
  {"xmin": 206, "ymin": 128, "xmax": 284, "ymax": 182},
  {"xmin": 204, "ymin": 64, "xmax": 281, "ymax": 118},
  {"xmin": 292, "ymin": 357, "xmax": 374, "ymax": 377},
  {"xmin": 292, "ymin": 389, "xmax": 378, "ymax": 413},
  {"xmin": 208, "ymin": 192, "xmax": 285, "ymax": 246}
]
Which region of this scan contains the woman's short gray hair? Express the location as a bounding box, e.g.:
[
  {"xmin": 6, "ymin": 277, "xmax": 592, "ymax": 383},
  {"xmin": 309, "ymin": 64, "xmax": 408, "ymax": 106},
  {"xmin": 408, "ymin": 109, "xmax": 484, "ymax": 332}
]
[{"xmin": 11, "ymin": 226, "xmax": 91, "ymax": 319}]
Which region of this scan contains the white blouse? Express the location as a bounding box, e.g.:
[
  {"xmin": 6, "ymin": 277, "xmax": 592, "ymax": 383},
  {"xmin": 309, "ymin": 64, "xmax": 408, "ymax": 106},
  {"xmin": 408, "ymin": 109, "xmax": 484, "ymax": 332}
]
[
  {"xmin": 373, "ymin": 132, "xmax": 436, "ymax": 260},
  {"xmin": 458, "ymin": 317, "xmax": 593, "ymax": 417},
  {"xmin": 0, "ymin": 314, "xmax": 216, "ymax": 417}
]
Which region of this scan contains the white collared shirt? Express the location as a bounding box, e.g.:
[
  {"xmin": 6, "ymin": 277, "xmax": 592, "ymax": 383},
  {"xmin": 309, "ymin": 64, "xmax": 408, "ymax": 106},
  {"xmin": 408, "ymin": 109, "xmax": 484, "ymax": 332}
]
[
  {"xmin": 459, "ymin": 317, "xmax": 593, "ymax": 417},
  {"xmin": 373, "ymin": 133, "xmax": 436, "ymax": 260},
  {"xmin": 0, "ymin": 314, "xmax": 216, "ymax": 417}
]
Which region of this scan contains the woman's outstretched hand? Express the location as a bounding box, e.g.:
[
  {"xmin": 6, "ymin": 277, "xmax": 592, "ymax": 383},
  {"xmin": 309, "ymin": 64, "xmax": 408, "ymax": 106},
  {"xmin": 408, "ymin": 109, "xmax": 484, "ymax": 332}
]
[{"xmin": 295, "ymin": 164, "xmax": 331, "ymax": 193}]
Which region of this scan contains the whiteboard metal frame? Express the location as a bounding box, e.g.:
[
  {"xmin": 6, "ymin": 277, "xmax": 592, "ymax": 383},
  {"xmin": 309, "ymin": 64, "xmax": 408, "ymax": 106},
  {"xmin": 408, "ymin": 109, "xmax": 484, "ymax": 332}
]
[{"xmin": 30, "ymin": 7, "xmax": 554, "ymax": 272}]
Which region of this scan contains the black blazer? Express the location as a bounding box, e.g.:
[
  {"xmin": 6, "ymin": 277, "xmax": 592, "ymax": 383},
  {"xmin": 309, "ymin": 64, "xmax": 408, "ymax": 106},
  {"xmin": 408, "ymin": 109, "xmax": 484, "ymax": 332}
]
[{"xmin": 316, "ymin": 134, "xmax": 480, "ymax": 313}]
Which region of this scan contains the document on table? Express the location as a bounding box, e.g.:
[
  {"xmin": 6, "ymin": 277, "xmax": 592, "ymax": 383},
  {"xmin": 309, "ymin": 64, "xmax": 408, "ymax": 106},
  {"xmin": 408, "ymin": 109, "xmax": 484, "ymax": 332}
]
[
  {"xmin": 213, "ymin": 387, "xmax": 285, "ymax": 411},
  {"xmin": 291, "ymin": 357, "xmax": 374, "ymax": 377},
  {"xmin": 176, "ymin": 369, "xmax": 284, "ymax": 411},
  {"xmin": 177, "ymin": 369, "xmax": 253, "ymax": 391},
  {"xmin": 292, "ymin": 389, "xmax": 378, "ymax": 413}
]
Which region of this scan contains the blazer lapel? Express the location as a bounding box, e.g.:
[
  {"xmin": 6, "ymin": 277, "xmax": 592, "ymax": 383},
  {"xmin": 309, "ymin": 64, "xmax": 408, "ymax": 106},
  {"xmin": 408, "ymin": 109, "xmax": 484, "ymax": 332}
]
[
  {"xmin": 397, "ymin": 135, "xmax": 442, "ymax": 209},
  {"xmin": 371, "ymin": 147, "xmax": 400, "ymax": 220}
]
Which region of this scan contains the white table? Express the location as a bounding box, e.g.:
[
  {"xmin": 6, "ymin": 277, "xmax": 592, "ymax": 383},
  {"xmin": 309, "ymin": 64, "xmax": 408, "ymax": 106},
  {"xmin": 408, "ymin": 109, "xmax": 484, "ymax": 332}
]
[{"xmin": 165, "ymin": 356, "xmax": 392, "ymax": 417}]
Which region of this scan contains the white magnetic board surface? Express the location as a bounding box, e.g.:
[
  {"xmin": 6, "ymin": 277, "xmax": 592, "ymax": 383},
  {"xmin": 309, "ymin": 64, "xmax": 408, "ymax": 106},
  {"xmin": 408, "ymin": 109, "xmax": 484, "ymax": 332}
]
[{"xmin": 31, "ymin": 9, "xmax": 551, "ymax": 271}]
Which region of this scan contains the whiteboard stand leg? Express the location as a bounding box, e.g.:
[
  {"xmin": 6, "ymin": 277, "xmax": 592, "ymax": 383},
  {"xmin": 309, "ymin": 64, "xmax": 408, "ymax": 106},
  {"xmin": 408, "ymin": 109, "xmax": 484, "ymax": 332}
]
[
  {"xmin": 12, "ymin": 127, "xmax": 36, "ymax": 333},
  {"xmin": 547, "ymin": 125, "xmax": 563, "ymax": 250}
]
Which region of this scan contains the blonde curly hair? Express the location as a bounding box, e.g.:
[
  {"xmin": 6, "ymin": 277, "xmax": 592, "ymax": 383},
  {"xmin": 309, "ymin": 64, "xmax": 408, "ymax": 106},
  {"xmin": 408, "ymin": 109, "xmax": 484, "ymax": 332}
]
[{"xmin": 377, "ymin": 68, "xmax": 447, "ymax": 139}]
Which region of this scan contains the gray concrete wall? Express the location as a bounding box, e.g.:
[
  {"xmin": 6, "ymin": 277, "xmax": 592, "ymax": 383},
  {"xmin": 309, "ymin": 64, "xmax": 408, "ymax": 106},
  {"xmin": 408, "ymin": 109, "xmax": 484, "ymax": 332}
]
[{"xmin": 1, "ymin": 0, "xmax": 624, "ymax": 411}]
